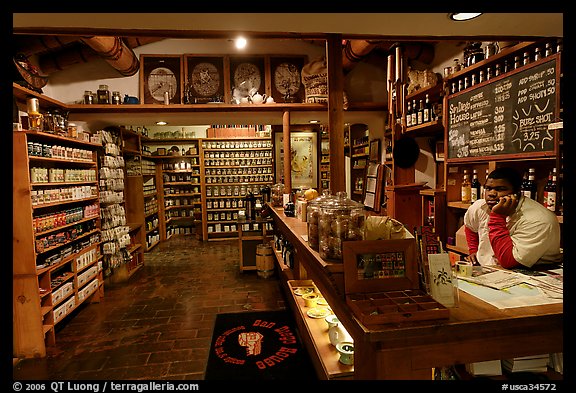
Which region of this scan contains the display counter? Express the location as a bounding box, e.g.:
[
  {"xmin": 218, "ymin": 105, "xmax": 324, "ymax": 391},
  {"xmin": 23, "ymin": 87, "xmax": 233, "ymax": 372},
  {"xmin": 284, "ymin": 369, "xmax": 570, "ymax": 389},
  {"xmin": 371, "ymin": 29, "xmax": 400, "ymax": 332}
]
[{"xmin": 269, "ymin": 206, "xmax": 563, "ymax": 380}]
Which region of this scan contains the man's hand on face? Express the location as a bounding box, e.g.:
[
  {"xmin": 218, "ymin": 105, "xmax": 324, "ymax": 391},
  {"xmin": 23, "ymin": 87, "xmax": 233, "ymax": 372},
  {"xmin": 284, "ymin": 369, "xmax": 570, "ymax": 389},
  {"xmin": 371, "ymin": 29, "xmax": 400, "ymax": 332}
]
[{"xmin": 491, "ymin": 193, "xmax": 519, "ymax": 216}]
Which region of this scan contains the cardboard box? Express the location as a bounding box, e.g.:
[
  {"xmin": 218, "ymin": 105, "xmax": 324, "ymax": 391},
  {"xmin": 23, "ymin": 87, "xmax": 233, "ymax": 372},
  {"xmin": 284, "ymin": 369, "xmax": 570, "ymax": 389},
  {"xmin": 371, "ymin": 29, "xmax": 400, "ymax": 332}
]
[{"xmin": 455, "ymin": 225, "xmax": 468, "ymax": 251}]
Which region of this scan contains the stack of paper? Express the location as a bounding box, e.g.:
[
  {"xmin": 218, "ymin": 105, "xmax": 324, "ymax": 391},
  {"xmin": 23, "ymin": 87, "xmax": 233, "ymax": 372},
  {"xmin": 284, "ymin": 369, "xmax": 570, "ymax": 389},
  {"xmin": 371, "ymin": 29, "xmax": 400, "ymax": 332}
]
[
  {"xmin": 549, "ymin": 353, "xmax": 563, "ymax": 374},
  {"xmin": 502, "ymin": 354, "xmax": 549, "ymax": 373},
  {"xmin": 465, "ymin": 360, "xmax": 503, "ymax": 376}
]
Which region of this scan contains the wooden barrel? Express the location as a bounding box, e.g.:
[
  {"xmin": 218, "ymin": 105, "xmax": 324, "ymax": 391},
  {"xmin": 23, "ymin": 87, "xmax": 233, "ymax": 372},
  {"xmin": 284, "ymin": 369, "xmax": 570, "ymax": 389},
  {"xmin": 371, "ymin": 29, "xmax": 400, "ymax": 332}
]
[{"xmin": 256, "ymin": 244, "xmax": 275, "ymax": 279}]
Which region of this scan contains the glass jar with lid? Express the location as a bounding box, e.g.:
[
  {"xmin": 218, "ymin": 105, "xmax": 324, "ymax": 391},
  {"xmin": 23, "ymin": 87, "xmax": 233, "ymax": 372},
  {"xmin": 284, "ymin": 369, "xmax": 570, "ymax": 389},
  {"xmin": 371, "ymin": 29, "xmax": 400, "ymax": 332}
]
[
  {"xmin": 97, "ymin": 84, "xmax": 110, "ymax": 104},
  {"xmin": 306, "ymin": 190, "xmax": 334, "ymax": 251},
  {"xmin": 318, "ymin": 191, "xmax": 366, "ymax": 261},
  {"xmin": 271, "ymin": 183, "xmax": 285, "ymax": 207}
]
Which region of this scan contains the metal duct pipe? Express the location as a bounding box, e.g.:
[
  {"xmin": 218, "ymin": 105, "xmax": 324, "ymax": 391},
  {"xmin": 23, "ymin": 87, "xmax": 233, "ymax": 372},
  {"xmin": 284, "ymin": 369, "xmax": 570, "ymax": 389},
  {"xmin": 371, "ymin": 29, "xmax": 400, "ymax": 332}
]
[
  {"xmin": 342, "ymin": 40, "xmax": 435, "ymax": 73},
  {"xmin": 80, "ymin": 36, "xmax": 139, "ymax": 76},
  {"xmin": 342, "ymin": 40, "xmax": 383, "ymax": 71}
]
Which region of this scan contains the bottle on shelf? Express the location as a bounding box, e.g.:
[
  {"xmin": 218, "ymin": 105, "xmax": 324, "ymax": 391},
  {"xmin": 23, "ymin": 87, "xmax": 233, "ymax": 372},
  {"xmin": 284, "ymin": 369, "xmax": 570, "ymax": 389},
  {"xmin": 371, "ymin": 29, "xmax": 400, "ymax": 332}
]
[
  {"xmin": 417, "ymin": 99, "xmax": 424, "ymax": 125},
  {"xmin": 480, "ymin": 168, "xmax": 489, "ymax": 198},
  {"xmin": 521, "ymin": 168, "xmax": 537, "ymax": 200},
  {"xmin": 461, "ymin": 169, "xmax": 472, "ymax": 204},
  {"xmin": 406, "ymin": 100, "xmax": 412, "ymax": 127},
  {"xmin": 471, "ymin": 169, "xmax": 481, "ymax": 203},
  {"xmin": 423, "ymin": 94, "xmax": 431, "ymax": 123},
  {"xmin": 543, "ymin": 168, "xmax": 557, "ymax": 212},
  {"xmin": 411, "ymin": 99, "xmax": 417, "ymax": 126}
]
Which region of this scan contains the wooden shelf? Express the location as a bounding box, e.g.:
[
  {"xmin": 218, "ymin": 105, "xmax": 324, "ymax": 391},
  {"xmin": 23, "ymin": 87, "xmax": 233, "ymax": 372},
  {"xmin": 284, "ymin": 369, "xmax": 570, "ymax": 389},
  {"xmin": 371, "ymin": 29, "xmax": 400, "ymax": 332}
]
[
  {"xmin": 404, "ymin": 118, "xmax": 444, "ymax": 137},
  {"xmin": 286, "ymin": 280, "xmax": 354, "ymax": 380}
]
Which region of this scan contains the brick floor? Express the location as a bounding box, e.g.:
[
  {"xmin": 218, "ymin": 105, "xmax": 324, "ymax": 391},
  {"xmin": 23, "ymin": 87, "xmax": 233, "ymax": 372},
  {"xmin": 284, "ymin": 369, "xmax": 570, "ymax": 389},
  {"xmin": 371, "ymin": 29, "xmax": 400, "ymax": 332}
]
[{"xmin": 13, "ymin": 236, "xmax": 287, "ymax": 380}]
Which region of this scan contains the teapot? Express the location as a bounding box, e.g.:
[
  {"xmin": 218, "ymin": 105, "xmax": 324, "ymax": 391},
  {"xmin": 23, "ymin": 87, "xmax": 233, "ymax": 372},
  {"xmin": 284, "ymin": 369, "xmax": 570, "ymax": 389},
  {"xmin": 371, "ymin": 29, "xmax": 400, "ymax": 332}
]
[
  {"xmin": 328, "ymin": 321, "xmax": 352, "ymax": 346},
  {"xmin": 250, "ymin": 91, "xmax": 267, "ymax": 104}
]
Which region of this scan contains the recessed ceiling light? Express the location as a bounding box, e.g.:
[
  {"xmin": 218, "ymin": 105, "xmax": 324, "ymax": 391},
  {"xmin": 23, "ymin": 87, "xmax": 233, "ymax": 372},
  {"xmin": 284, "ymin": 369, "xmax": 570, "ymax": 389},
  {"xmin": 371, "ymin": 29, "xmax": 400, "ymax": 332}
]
[
  {"xmin": 309, "ymin": 120, "xmax": 320, "ymax": 124},
  {"xmin": 156, "ymin": 121, "xmax": 167, "ymax": 126},
  {"xmin": 448, "ymin": 13, "xmax": 483, "ymax": 21},
  {"xmin": 235, "ymin": 36, "xmax": 247, "ymax": 49}
]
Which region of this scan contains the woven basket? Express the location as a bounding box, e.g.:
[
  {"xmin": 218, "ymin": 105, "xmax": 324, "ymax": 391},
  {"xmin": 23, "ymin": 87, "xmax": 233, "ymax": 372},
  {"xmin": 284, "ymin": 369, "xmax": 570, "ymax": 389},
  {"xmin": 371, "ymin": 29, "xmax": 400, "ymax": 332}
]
[{"xmin": 13, "ymin": 57, "xmax": 48, "ymax": 91}]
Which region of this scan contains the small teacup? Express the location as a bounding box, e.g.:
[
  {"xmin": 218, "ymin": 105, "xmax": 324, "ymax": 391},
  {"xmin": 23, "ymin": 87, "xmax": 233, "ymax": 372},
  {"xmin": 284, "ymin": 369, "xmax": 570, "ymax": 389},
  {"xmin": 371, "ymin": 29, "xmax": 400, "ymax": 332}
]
[
  {"xmin": 336, "ymin": 341, "xmax": 354, "ymax": 365},
  {"xmin": 456, "ymin": 261, "xmax": 473, "ymax": 277},
  {"xmin": 324, "ymin": 314, "xmax": 339, "ymax": 329},
  {"xmin": 302, "ymin": 293, "xmax": 319, "ymax": 308}
]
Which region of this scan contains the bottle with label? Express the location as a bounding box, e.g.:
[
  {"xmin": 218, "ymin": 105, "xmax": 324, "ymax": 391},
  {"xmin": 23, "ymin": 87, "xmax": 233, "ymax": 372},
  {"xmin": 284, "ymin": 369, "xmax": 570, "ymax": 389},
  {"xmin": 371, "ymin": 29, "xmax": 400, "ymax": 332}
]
[
  {"xmin": 406, "ymin": 100, "xmax": 412, "ymax": 127},
  {"xmin": 480, "ymin": 168, "xmax": 489, "ymax": 198},
  {"xmin": 543, "ymin": 168, "xmax": 557, "ymax": 211},
  {"xmin": 423, "ymin": 94, "xmax": 431, "ymax": 123},
  {"xmin": 411, "ymin": 100, "xmax": 417, "ymax": 126},
  {"xmin": 521, "ymin": 168, "xmax": 537, "ymax": 200},
  {"xmin": 26, "ymin": 96, "xmax": 44, "ymax": 131},
  {"xmin": 417, "ymin": 99, "xmax": 424, "ymax": 125},
  {"xmin": 461, "ymin": 169, "xmax": 472, "ymax": 204},
  {"xmin": 471, "ymin": 169, "xmax": 481, "ymax": 203}
]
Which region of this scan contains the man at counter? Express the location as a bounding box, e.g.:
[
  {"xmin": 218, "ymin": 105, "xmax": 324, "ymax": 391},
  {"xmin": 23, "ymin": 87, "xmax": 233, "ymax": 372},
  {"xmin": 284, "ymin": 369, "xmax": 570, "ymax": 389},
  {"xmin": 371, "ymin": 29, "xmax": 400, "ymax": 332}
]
[{"xmin": 463, "ymin": 167, "xmax": 562, "ymax": 268}]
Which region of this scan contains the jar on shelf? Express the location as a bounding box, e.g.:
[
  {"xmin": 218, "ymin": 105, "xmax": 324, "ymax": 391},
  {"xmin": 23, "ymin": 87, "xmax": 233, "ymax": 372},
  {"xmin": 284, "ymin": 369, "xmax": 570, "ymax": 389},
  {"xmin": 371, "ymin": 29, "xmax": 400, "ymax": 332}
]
[
  {"xmin": 307, "ymin": 190, "xmax": 335, "ymax": 251},
  {"xmin": 112, "ymin": 91, "xmax": 122, "ymax": 105},
  {"xmin": 97, "ymin": 84, "xmax": 110, "ymax": 104},
  {"xmin": 318, "ymin": 191, "xmax": 366, "ymax": 261},
  {"xmin": 271, "ymin": 183, "xmax": 285, "ymax": 207}
]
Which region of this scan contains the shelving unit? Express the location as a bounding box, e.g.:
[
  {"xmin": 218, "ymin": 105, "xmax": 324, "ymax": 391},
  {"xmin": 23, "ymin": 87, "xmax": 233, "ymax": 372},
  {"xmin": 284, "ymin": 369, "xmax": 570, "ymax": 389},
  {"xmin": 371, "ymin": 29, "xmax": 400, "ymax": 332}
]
[
  {"xmin": 320, "ymin": 128, "xmax": 330, "ymax": 192},
  {"xmin": 13, "ymin": 130, "xmax": 103, "ymax": 358},
  {"xmin": 158, "ymin": 145, "xmax": 203, "ymax": 240},
  {"xmin": 349, "ymin": 123, "xmax": 369, "ymax": 203},
  {"xmin": 201, "ymin": 137, "xmax": 274, "ymax": 241},
  {"xmin": 442, "ymin": 39, "xmax": 563, "ymax": 254}
]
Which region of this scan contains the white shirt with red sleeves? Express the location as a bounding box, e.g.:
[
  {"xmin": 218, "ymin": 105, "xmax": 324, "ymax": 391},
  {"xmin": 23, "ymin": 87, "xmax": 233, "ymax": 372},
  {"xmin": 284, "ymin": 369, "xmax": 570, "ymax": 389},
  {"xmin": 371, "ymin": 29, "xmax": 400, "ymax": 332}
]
[{"xmin": 463, "ymin": 196, "xmax": 562, "ymax": 267}]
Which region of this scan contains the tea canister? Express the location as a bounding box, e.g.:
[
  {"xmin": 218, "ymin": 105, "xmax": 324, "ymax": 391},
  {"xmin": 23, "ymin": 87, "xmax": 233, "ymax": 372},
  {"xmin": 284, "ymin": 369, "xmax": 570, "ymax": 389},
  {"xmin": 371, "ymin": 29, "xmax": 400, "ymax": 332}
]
[
  {"xmin": 318, "ymin": 191, "xmax": 365, "ymax": 261},
  {"xmin": 306, "ymin": 190, "xmax": 334, "ymax": 251},
  {"xmin": 271, "ymin": 183, "xmax": 285, "ymax": 207}
]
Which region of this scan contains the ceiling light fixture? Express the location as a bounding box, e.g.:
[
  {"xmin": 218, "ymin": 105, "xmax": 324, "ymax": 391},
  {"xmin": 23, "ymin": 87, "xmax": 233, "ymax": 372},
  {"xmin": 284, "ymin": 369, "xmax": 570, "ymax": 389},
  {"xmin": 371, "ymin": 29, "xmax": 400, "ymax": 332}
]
[
  {"xmin": 448, "ymin": 13, "xmax": 483, "ymax": 21},
  {"xmin": 235, "ymin": 36, "xmax": 247, "ymax": 50},
  {"xmin": 156, "ymin": 121, "xmax": 167, "ymax": 126},
  {"xmin": 309, "ymin": 120, "xmax": 320, "ymax": 124}
]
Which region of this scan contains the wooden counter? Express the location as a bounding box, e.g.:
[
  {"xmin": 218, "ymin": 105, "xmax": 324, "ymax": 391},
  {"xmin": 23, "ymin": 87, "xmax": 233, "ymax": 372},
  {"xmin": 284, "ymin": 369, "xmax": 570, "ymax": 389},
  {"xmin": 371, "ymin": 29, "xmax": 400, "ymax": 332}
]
[{"xmin": 269, "ymin": 206, "xmax": 563, "ymax": 380}]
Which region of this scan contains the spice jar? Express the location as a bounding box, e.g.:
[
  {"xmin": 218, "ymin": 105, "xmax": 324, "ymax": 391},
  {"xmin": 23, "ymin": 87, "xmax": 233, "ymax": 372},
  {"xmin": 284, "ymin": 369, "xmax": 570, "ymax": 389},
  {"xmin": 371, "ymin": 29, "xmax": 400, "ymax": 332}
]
[
  {"xmin": 84, "ymin": 91, "xmax": 94, "ymax": 104},
  {"xmin": 318, "ymin": 191, "xmax": 365, "ymax": 261},
  {"xmin": 271, "ymin": 183, "xmax": 285, "ymax": 207},
  {"xmin": 307, "ymin": 190, "xmax": 335, "ymax": 251},
  {"xmin": 97, "ymin": 84, "xmax": 110, "ymax": 104},
  {"xmin": 112, "ymin": 91, "xmax": 122, "ymax": 105}
]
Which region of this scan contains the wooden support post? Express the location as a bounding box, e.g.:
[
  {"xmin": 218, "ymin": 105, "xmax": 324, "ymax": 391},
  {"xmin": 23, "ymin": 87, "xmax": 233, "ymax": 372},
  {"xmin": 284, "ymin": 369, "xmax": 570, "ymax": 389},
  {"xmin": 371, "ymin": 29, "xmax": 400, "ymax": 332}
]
[
  {"xmin": 282, "ymin": 110, "xmax": 292, "ymax": 191},
  {"xmin": 326, "ymin": 34, "xmax": 345, "ymax": 193}
]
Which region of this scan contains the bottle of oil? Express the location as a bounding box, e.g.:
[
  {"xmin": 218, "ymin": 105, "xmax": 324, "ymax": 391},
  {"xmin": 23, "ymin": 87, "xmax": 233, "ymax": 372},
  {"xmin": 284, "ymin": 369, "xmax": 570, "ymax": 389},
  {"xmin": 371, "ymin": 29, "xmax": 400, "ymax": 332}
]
[
  {"xmin": 461, "ymin": 169, "xmax": 472, "ymax": 204},
  {"xmin": 471, "ymin": 169, "xmax": 481, "ymax": 203},
  {"xmin": 543, "ymin": 168, "xmax": 557, "ymax": 211}
]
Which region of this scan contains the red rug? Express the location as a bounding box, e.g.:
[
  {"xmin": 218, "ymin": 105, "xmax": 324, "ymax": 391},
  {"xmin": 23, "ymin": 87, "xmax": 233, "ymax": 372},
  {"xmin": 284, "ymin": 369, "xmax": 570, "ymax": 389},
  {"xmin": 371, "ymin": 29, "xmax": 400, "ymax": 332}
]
[{"xmin": 204, "ymin": 310, "xmax": 317, "ymax": 380}]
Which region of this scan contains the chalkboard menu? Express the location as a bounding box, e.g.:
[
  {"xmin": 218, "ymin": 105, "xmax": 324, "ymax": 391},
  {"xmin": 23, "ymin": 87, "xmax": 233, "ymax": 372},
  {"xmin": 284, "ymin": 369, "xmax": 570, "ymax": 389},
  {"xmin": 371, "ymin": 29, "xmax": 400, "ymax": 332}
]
[{"xmin": 447, "ymin": 56, "xmax": 559, "ymax": 160}]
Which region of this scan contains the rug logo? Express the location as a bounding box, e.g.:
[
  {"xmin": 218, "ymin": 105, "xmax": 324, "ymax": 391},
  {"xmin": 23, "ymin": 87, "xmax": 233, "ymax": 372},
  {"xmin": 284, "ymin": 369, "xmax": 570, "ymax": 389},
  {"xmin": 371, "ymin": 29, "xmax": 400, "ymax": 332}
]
[
  {"xmin": 238, "ymin": 332, "xmax": 263, "ymax": 356},
  {"xmin": 214, "ymin": 319, "xmax": 299, "ymax": 371}
]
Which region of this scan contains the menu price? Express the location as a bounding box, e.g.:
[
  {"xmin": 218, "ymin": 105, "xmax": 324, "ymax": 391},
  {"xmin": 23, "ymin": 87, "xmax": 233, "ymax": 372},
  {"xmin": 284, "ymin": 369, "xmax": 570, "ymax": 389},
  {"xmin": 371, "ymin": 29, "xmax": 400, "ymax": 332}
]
[{"xmin": 448, "ymin": 57, "xmax": 558, "ymax": 160}]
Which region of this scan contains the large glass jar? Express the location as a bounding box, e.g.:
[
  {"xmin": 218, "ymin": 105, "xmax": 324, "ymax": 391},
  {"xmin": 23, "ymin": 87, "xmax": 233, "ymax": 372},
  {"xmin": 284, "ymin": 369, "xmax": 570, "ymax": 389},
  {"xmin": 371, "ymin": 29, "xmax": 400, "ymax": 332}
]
[
  {"xmin": 271, "ymin": 183, "xmax": 285, "ymax": 207},
  {"xmin": 318, "ymin": 191, "xmax": 365, "ymax": 261},
  {"xmin": 307, "ymin": 190, "xmax": 334, "ymax": 251}
]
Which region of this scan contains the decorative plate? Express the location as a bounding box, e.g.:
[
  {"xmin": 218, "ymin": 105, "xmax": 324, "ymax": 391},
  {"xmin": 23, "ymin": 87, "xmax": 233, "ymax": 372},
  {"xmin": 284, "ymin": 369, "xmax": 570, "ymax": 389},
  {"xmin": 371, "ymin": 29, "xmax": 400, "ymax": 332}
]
[
  {"xmin": 307, "ymin": 307, "xmax": 332, "ymax": 319},
  {"xmin": 316, "ymin": 297, "xmax": 329, "ymax": 306}
]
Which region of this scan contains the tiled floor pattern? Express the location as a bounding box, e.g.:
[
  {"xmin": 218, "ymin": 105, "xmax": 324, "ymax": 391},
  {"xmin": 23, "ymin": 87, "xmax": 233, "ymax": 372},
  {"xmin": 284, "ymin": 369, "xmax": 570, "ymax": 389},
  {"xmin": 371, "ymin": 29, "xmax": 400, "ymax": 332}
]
[{"xmin": 13, "ymin": 236, "xmax": 287, "ymax": 380}]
